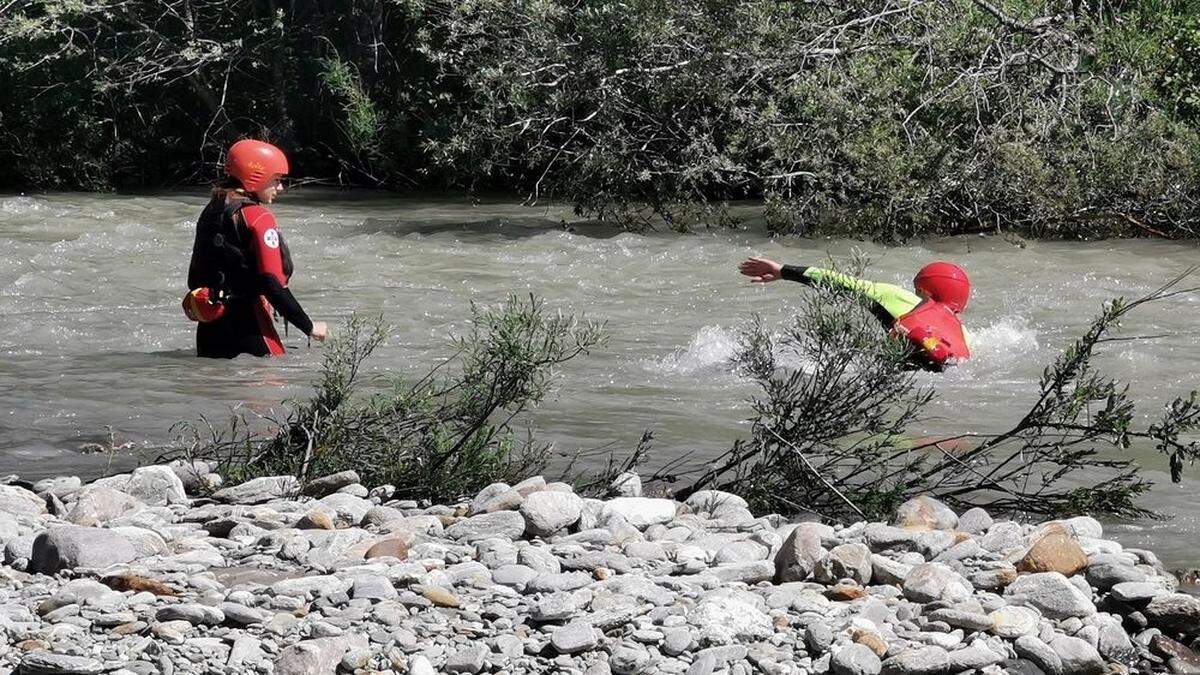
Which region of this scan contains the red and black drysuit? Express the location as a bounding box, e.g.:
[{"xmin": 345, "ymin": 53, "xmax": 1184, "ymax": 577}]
[{"xmin": 187, "ymin": 198, "xmax": 313, "ymax": 358}]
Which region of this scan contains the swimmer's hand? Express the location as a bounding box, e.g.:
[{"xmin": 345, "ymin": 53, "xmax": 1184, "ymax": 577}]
[
  {"xmin": 310, "ymin": 321, "xmax": 329, "ymax": 342},
  {"xmin": 739, "ymin": 257, "xmax": 783, "ymax": 283}
]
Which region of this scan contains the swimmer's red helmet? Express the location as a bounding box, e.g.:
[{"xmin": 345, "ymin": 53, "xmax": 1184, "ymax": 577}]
[
  {"xmin": 914, "ymin": 262, "xmax": 970, "ymax": 313},
  {"xmin": 225, "ymin": 139, "xmax": 289, "ymax": 193}
]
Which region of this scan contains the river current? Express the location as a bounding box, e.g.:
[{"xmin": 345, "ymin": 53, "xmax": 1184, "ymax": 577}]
[{"xmin": 1, "ymin": 191, "xmax": 1197, "ymax": 570}]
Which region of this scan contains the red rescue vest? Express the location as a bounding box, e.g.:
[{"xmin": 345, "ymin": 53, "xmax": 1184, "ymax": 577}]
[{"xmin": 892, "ymin": 300, "xmax": 970, "ymax": 366}]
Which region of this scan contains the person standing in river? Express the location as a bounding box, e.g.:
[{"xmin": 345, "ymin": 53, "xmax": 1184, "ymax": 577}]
[
  {"xmin": 738, "ymin": 257, "xmax": 972, "ymax": 370},
  {"xmin": 183, "ymin": 139, "xmax": 328, "ymax": 358}
]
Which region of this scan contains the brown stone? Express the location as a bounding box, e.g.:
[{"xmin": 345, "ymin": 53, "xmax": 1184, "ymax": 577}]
[
  {"xmin": 894, "ymin": 495, "xmax": 958, "ymax": 531},
  {"xmin": 1016, "ymin": 525, "xmax": 1088, "ymax": 576},
  {"xmin": 827, "ymin": 583, "xmax": 867, "ymax": 601},
  {"xmin": 1151, "ymin": 635, "xmax": 1200, "ymax": 672},
  {"xmin": 850, "ymin": 628, "xmax": 889, "ymax": 658},
  {"xmin": 298, "ymin": 509, "xmax": 335, "ymax": 530},
  {"xmin": 15, "ymin": 639, "xmax": 49, "ymax": 652},
  {"xmin": 111, "ymin": 622, "xmax": 145, "ymax": 636},
  {"xmin": 365, "ymin": 538, "xmax": 410, "ymax": 561},
  {"xmin": 423, "ymin": 586, "xmax": 460, "ymax": 608},
  {"xmin": 102, "ymin": 574, "xmax": 176, "ymax": 596}
]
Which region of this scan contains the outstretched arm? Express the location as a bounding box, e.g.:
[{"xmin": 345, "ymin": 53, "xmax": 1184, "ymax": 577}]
[{"xmin": 739, "ymin": 256, "xmax": 921, "ymax": 320}]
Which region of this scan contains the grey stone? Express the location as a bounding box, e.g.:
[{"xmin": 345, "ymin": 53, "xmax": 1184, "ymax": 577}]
[
  {"xmin": 521, "ymin": 490, "xmax": 584, "ymax": 537},
  {"xmin": 1144, "ymin": 593, "xmax": 1200, "ymax": 634},
  {"xmin": 1110, "ymin": 581, "xmax": 1159, "ymax": 603},
  {"xmin": 18, "ymin": 651, "xmax": 106, "ymax": 674},
  {"xmin": 957, "ymin": 508, "xmax": 993, "ymax": 534},
  {"xmin": 470, "ymin": 482, "xmax": 524, "ymax": 515},
  {"xmin": 409, "ymin": 655, "xmax": 437, "ymax": 675},
  {"xmin": 707, "ymin": 560, "xmax": 775, "ymax": 584},
  {"xmin": 445, "ymin": 643, "xmax": 489, "ymax": 674},
  {"xmin": 871, "ymin": 554, "xmax": 913, "ymax": 585},
  {"xmin": 213, "ymin": 476, "xmax": 299, "ymax": 504},
  {"xmin": 713, "ymin": 540, "xmax": 768, "ymax": 565},
  {"xmin": 316, "ymin": 492, "xmax": 373, "ymax": 527},
  {"xmin": 476, "ymin": 538, "xmax": 519, "ymax": 568},
  {"xmin": 1004, "ymin": 572, "xmax": 1096, "ymax": 619},
  {"xmin": 361, "ymin": 504, "xmax": 406, "ymax": 527},
  {"xmin": 66, "ymin": 486, "xmax": 145, "ymax": 525},
  {"xmin": 894, "ymin": 495, "xmax": 958, "ymax": 530},
  {"xmin": 525, "ymin": 571, "xmax": 593, "ymax": 594},
  {"xmin": 512, "ymin": 476, "xmax": 547, "ymax": 495},
  {"xmin": 624, "ymin": 541, "xmax": 668, "ymax": 561},
  {"xmin": 302, "ymin": 470, "xmax": 360, "ymax": 497},
  {"xmin": 880, "ymin": 646, "xmax": 950, "ymax": 675},
  {"xmin": 816, "ymin": 543, "xmax": 872, "ymax": 585},
  {"xmin": 610, "ymin": 641, "xmax": 652, "ymax": 675},
  {"xmin": 806, "ymin": 623, "xmax": 834, "ymax": 654},
  {"xmin": 220, "ymin": 602, "xmax": 268, "ymax": 626},
  {"xmin": 832, "ymin": 644, "xmax": 883, "ymax": 675},
  {"xmin": 29, "ymin": 526, "xmax": 136, "ymax": 574},
  {"xmin": 611, "ymin": 473, "xmax": 643, "ymax": 498},
  {"xmin": 902, "ymin": 563, "xmax": 973, "ymax": 603},
  {"xmin": 927, "ymin": 608, "xmax": 993, "ymax": 632},
  {"xmin": 1014, "ymin": 636, "xmax": 1063, "ymax": 675},
  {"xmin": 690, "ymin": 590, "xmax": 772, "ymax": 640},
  {"xmin": 156, "ymin": 603, "xmax": 224, "ymax": 625},
  {"xmin": 446, "ymin": 510, "xmax": 526, "ymax": 541},
  {"xmin": 600, "ymin": 497, "xmax": 678, "ymax": 528},
  {"xmin": 552, "ymin": 621, "xmax": 599, "ymax": 654},
  {"xmin": 1090, "ymin": 613, "xmax": 1135, "ymax": 661},
  {"xmin": 91, "ymin": 466, "xmax": 187, "ymax": 506},
  {"xmin": 662, "ymin": 627, "xmax": 693, "ymax": 655},
  {"xmin": 532, "ymin": 593, "xmax": 582, "ymax": 622},
  {"xmin": 492, "ymin": 564, "xmax": 538, "ymax": 590},
  {"xmin": 351, "ymin": 575, "xmax": 397, "ymax": 601},
  {"xmin": 0, "ymin": 484, "xmax": 47, "ymax": 517},
  {"xmin": 1050, "ymin": 635, "xmax": 1105, "ymax": 675},
  {"xmin": 518, "ymin": 545, "xmax": 562, "ymax": 574},
  {"xmin": 1085, "ymin": 562, "xmax": 1146, "ymax": 590},
  {"xmin": 776, "ymin": 523, "xmax": 828, "ymax": 582},
  {"xmin": 945, "ymin": 642, "xmax": 1004, "ymax": 670},
  {"xmin": 980, "ymin": 521, "xmax": 1025, "ymax": 553},
  {"xmin": 274, "ymin": 635, "xmax": 368, "ymax": 675},
  {"xmin": 989, "ymin": 606, "xmax": 1041, "ymax": 638}
]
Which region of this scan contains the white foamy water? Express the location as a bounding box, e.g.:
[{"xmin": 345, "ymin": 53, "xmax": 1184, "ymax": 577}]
[{"xmin": 1, "ymin": 191, "xmax": 1197, "ymax": 569}]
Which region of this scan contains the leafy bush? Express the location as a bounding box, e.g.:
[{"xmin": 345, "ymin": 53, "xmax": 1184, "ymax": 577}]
[{"xmin": 168, "ymin": 295, "xmax": 604, "ymax": 502}]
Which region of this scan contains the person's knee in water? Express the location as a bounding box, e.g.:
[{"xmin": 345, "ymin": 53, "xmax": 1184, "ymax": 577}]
[
  {"xmin": 738, "ymin": 256, "xmax": 972, "ymax": 370},
  {"xmin": 183, "ymin": 139, "xmax": 329, "ymax": 358}
]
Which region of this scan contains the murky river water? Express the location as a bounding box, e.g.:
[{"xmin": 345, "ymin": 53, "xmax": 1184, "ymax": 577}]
[{"xmin": 1, "ymin": 191, "xmax": 1197, "ymax": 570}]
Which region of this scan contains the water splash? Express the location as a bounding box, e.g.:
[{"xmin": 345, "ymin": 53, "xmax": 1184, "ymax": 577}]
[{"xmin": 648, "ymin": 325, "xmax": 741, "ymax": 374}]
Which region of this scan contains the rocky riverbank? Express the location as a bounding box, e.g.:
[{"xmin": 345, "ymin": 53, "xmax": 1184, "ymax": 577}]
[{"xmin": 0, "ymin": 464, "xmax": 1198, "ymax": 675}]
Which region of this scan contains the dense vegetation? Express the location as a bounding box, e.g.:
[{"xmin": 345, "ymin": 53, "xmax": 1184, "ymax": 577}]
[{"xmin": 4, "ymin": 0, "xmax": 1200, "ymax": 238}]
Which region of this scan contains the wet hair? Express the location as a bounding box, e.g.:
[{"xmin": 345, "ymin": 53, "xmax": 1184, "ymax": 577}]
[{"xmin": 210, "ymin": 176, "xmax": 259, "ymax": 203}]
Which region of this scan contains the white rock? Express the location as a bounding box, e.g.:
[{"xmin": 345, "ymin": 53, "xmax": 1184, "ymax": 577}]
[{"xmin": 601, "ymin": 498, "xmax": 678, "ymax": 529}]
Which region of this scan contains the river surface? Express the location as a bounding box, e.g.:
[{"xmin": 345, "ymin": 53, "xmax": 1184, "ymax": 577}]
[{"xmin": 1, "ymin": 191, "xmax": 1197, "ymax": 570}]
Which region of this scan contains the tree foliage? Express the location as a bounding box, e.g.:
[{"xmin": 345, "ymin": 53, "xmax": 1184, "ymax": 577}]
[{"xmin": 4, "ymin": 0, "xmax": 1200, "ymax": 238}]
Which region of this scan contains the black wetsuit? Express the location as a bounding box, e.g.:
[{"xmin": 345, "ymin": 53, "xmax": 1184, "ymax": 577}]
[{"xmin": 187, "ymin": 197, "xmax": 312, "ymax": 358}]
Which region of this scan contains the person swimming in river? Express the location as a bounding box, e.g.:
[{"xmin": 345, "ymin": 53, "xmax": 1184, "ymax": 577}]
[
  {"xmin": 738, "ymin": 257, "xmax": 972, "ymax": 370},
  {"xmin": 184, "ymin": 139, "xmax": 328, "ymax": 358}
]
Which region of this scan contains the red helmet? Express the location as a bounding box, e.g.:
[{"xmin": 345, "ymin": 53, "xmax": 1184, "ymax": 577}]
[
  {"xmin": 913, "ymin": 262, "xmax": 970, "ymax": 313},
  {"xmin": 225, "ymin": 139, "xmax": 289, "ymax": 193}
]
